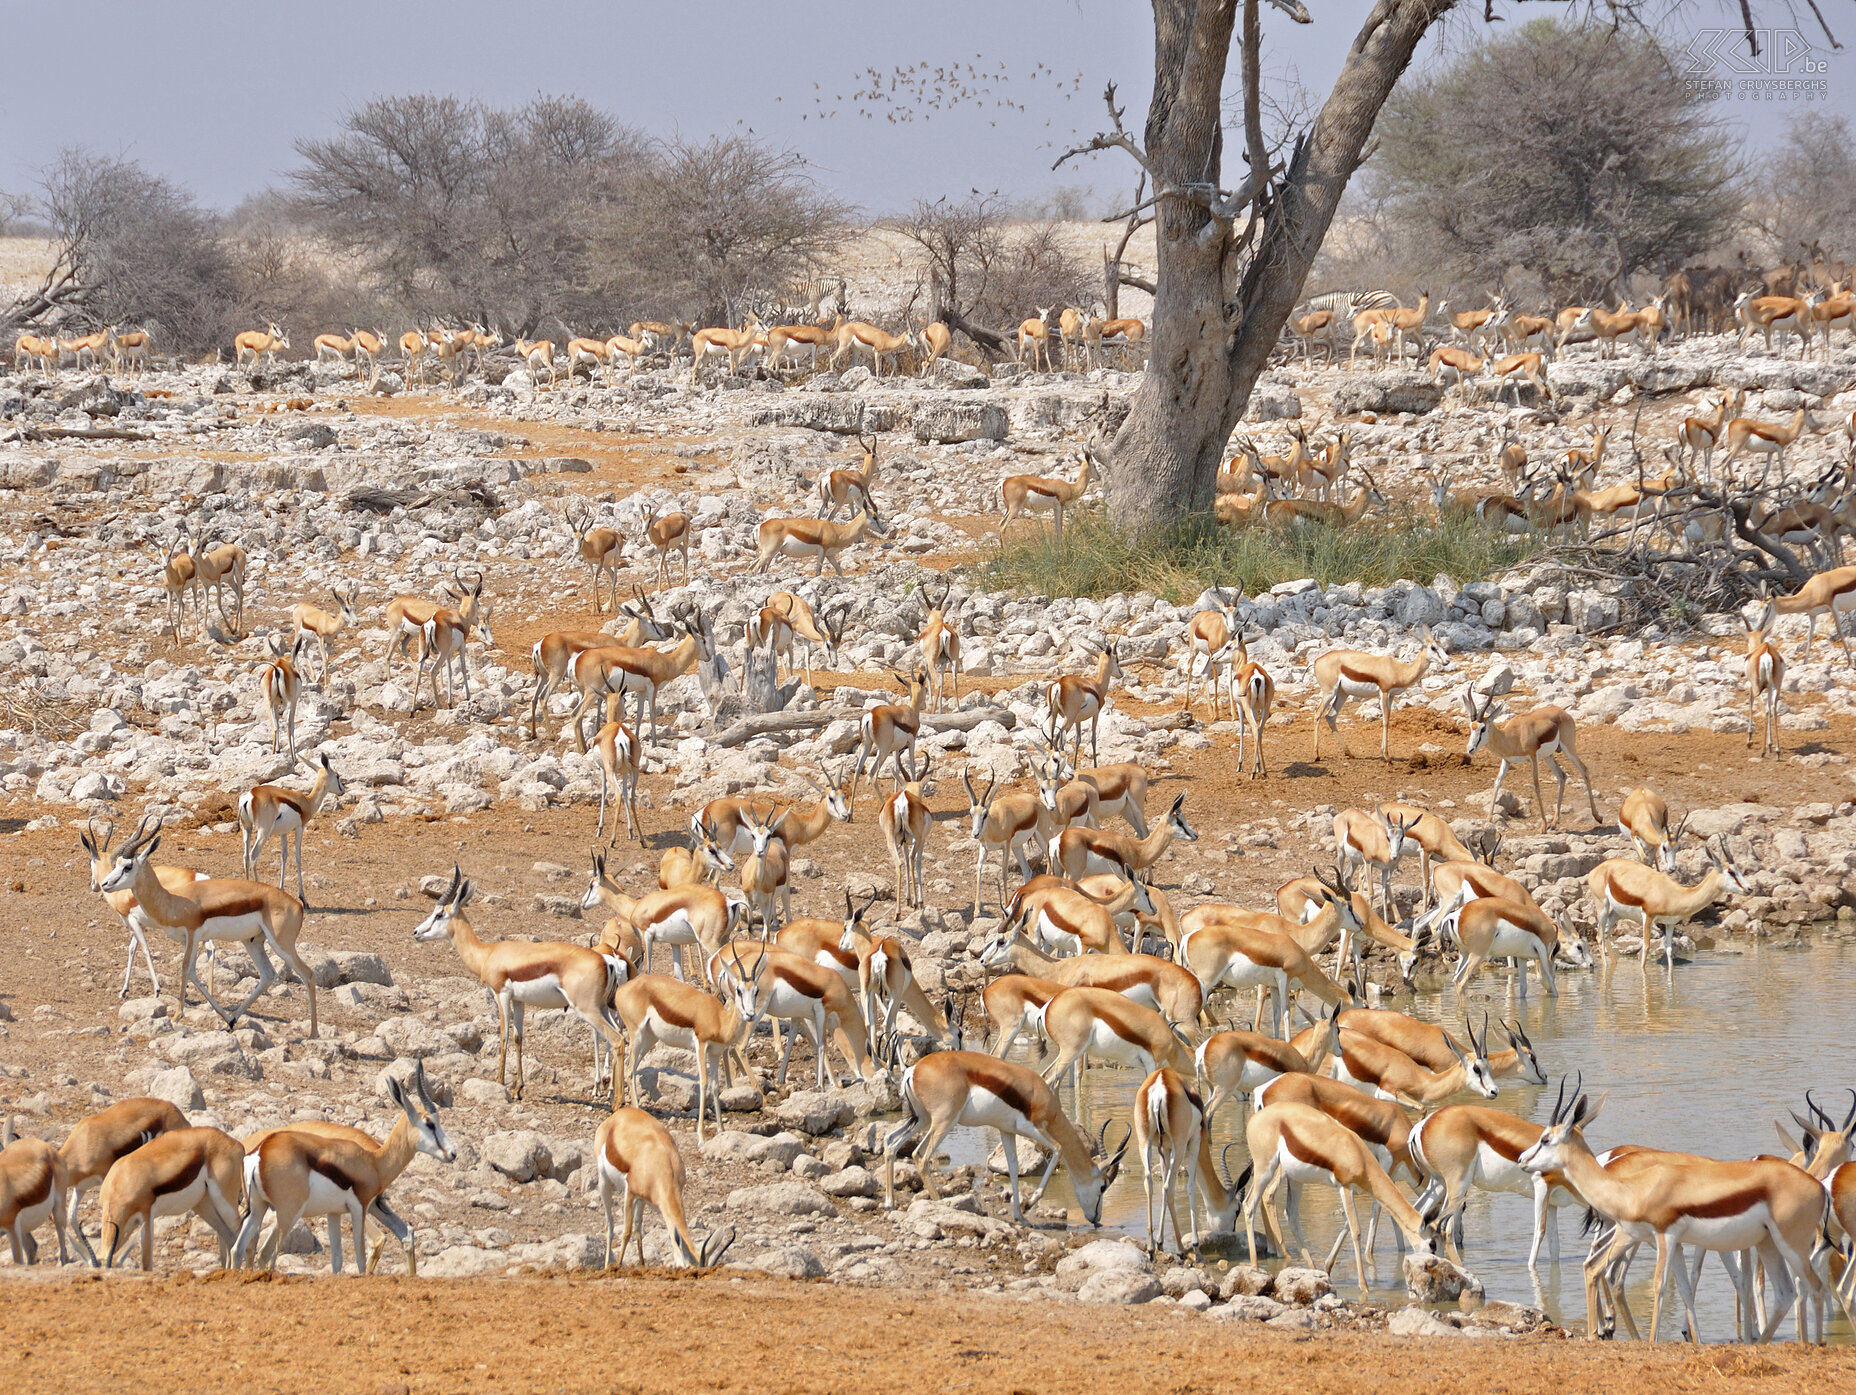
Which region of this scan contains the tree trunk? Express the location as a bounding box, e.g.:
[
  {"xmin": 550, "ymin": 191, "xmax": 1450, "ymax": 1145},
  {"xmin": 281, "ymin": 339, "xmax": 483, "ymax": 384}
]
[{"xmin": 1107, "ymin": 0, "xmax": 1456, "ymax": 527}]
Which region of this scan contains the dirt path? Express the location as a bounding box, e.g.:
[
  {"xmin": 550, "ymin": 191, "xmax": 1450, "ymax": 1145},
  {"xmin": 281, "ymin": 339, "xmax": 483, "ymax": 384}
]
[{"xmin": 4, "ymin": 1272, "xmax": 1851, "ymax": 1395}]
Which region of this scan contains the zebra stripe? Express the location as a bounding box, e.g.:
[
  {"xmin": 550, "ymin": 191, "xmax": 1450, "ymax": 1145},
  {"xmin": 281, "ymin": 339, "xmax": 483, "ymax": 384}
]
[{"xmin": 1303, "ymin": 290, "xmax": 1400, "ymax": 315}]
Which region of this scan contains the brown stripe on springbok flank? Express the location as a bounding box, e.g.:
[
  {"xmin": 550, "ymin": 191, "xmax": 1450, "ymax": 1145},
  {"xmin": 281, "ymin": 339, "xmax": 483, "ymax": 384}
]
[
  {"xmin": 1681, "ymin": 1180, "xmax": 1777, "ymax": 1221},
  {"xmin": 1480, "ymin": 1115, "xmax": 1543, "ymax": 1164},
  {"xmin": 1337, "ymin": 1047, "xmax": 1385, "ymax": 1090},
  {"xmin": 1024, "ymin": 481, "xmax": 1061, "ymax": 498},
  {"xmin": 770, "ymin": 963, "xmax": 825, "ymax": 997},
  {"xmin": 1082, "ymin": 968, "xmax": 1157, "ymax": 998},
  {"xmin": 11, "ymin": 1159, "xmax": 53, "ymax": 1210},
  {"xmin": 149, "ymin": 1159, "xmax": 205, "ymax": 1200},
  {"xmin": 307, "ymin": 1153, "xmax": 368, "ymax": 1199},
  {"xmin": 502, "ymin": 956, "xmax": 572, "ymax": 984},
  {"xmin": 268, "ymin": 790, "xmax": 312, "ymax": 820},
  {"xmin": 1602, "ymin": 878, "xmax": 1651, "ymax": 910},
  {"xmin": 1253, "ymin": 1038, "xmax": 1309, "ymax": 1074},
  {"xmin": 1040, "ymin": 899, "xmax": 1091, "ymax": 942},
  {"xmin": 193, "ymin": 887, "xmax": 274, "ymax": 919},
  {"xmin": 1322, "ymin": 1095, "xmax": 1393, "ymax": 1146},
  {"xmin": 1278, "ymin": 1118, "xmax": 1337, "ymax": 1172},
  {"xmin": 649, "ymin": 994, "xmax": 701, "ymax": 1032},
  {"xmin": 1335, "ymin": 661, "xmax": 1389, "ymax": 688},
  {"xmin": 1087, "ymin": 997, "xmax": 1157, "ymax": 1050},
  {"xmin": 959, "ymin": 1058, "xmax": 1045, "ymax": 1123}
]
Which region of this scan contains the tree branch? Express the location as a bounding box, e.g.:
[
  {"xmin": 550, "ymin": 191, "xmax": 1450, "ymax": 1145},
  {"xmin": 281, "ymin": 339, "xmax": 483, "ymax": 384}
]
[
  {"xmin": 1058, "ymin": 79, "xmax": 1264, "ymax": 234},
  {"xmin": 1242, "ymin": 0, "xmax": 1268, "ymax": 190},
  {"xmin": 1053, "ymin": 83, "xmax": 1157, "ymax": 178}
]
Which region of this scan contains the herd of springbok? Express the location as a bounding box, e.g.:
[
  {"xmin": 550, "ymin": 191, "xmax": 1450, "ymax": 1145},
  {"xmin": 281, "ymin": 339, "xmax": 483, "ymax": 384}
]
[
  {"xmin": 6, "ymin": 397, "xmax": 1855, "ymax": 1345},
  {"xmin": 6, "ymin": 305, "xmax": 1148, "ymax": 389},
  {"xmin": 1287, "ymin": 280, "xmax": 1856, "ymax": 371}
]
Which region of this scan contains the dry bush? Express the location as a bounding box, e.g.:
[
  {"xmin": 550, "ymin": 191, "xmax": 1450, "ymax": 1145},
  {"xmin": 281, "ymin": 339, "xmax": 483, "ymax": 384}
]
[
  {"xmin": 290, "ymin": 98, "xmax": 846, "ymax": 334},
  {"xmin": 1754, "ymin": 112, "xmax": 1856, "ymax": 265},
  {"xmin": 290, "ymin": 93, "xmax": 649, "ymax": 334},
  {"xmin": 0, "ymin": 190, "xmax": 35, "ymax": 238},
  {"xmin": 1350, "ymin": 20, "xmax": 1741, "ymax": 304},
  {"xmin": 595, "ymin": 135, "xmax": 852, "ymax": 327},
  {"xmin": 36, "ymin": 148, "xmax": 239, "ymax": 354},
  {"xmin": 894, "ymin": 193, "xmax": 1094, "ymax": 336},
  {"xmin": 223, "ymin": 193, "xmax": 390, "ymax": 337}
]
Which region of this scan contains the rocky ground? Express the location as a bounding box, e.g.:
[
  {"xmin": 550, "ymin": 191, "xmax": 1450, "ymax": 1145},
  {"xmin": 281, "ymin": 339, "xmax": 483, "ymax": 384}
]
[{"xmin": 3, "ymin": 331, "xmax": 1856, "ymax": 1345}]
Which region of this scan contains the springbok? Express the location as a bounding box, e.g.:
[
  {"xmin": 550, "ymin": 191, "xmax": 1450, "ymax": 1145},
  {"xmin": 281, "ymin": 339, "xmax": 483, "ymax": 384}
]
[
  {"xmin": 637, "ymin": 502, "xmax": 694, "ymax": 586},
  {"xmin": 1243, "ymin": 1101, "xmax": 1441, "ymax": 1295},
  {"xmin": 999, "ymin": 455, "xmax": 1093, "ymax": 539},
  {"xmin": 1587, "ymin": 837, "xmax": 1752, "ymax": 967},
  {"xmin": 96, "ymin": 1127, "xmax": 244, "ymax": 1271},
  {"xmin": 234, "ymin": 1063, "xmax": 453, "ymax": 1275},
  {"xmin": 818, "ymin": 428, "xmax": 882, "ymax": 520},
  {"xmin": 569, "ymin": 502, "xmax": 624, "ymax": 612},
  {"xmin": 613, "ymin": 970, "xmax": 758, "ymax": 1142},
  {"xmin": 1046, "ymin": 641, "xmax": 1123, "ymax": 766},
  {"xmin": 53, "ymin": 1097, "xmax": 188, "ymax": 1267},
  {"xmin": 238, "ymin": 753, "xmax": 345, "ymax": 903},
  {"xmin": 594, "ymin": 1107, "xmax": 735, "ymax": 1268},
  {"xmin": 289, "ymin": 586, "xmax": 360, "ymax": 682},
  {"xmin": 1312, "ymin": 629, "xmax": 1450, "ymax": 762},
  {"xmin": 0, "ymin": 1120, "xmax": 66, "ymax": 1264},
  {"xmin": 234, "ymin": 322, "xmax": 289, "ymax": 370},
  {"xmin": 1463, "ymin": 686, "xmax": 1602, "ymax": 830},
  {"xmin": 1619, "ymin": 787, "xmax": 1684, "ymax": 874},
  {"xmin": 883, "ymin": 1049, "xmax": 1128, "ymax": 1223},
  {"xmin": 412, "ymin": 867, "xmax": 628, "ymax": 1101},
  {"xmin": 1016, "ymin": 307, "xmax": 1054, "ymax": 370},
  {"xmin": 97, "ymin": 816, "xmax": 319, "ymax": 1037},
  {"xmin": 916, "ymin": 577, "xmax": 963, "ymax": 710},
  {"xmin": 1743, "ymin": 601, "xmax": 1787, "ymax": 755}
]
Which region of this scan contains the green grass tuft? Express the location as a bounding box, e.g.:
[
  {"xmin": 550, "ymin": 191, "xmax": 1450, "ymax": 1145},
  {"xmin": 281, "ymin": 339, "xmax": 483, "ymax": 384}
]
[{"xmin": 978, "ymin": 509, "xmax": 1542, "ymax": 604}]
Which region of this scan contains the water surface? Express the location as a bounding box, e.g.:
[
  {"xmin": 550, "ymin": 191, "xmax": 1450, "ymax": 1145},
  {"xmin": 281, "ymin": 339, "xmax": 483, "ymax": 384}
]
[{"xmin": 943, "ymin": 939, "xmax": 1856, "ymax": 1340}]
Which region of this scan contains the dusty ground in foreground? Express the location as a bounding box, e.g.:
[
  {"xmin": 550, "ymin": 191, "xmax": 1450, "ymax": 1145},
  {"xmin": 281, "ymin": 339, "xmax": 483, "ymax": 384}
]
[{"xmin": 4, "ymin": 1272, "xmax": 1853, "ymax": 1395}]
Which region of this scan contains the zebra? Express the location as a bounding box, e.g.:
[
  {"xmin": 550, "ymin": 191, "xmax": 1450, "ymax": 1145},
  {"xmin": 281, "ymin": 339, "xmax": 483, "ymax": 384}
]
[
  {"xmin": 1301, "ymin": 290, "xmax": 1401, "ymax": 317},
  {"xmin": 1280, "ymin": 291, "xmax": 1401, "ymax": 366}
]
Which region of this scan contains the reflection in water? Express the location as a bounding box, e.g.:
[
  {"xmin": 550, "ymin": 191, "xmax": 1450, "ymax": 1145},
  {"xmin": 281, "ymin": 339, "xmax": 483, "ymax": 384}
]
[{"xmin": 933, "ymin": 939, "xmax": 1856, "ymax": 1340}]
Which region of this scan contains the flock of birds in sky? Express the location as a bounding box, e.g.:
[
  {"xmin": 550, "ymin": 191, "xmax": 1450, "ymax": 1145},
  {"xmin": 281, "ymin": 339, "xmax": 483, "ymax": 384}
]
[{"xmin": 783, "ymin": 59, "xmax": 1085, "ymax": 131}]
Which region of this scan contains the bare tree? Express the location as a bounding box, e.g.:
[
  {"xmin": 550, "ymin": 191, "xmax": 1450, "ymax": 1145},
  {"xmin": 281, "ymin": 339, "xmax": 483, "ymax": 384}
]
[
  {"xmin": 893, "ymin": 193, "xmax": 1010, "ymax": 348},
  {"xmin": 290, "ymin": 93, "xmax": 647, "ymax": 332},
  {"xmin": 1369, "ymin": 20, "xmax": 1741, "ymax": 303},
  {"xmin": 599, "ymin": 135, "xmax": 852, "ymax": 326},
  {"xmin": 1757, "ymin": 112, "xmax": 1856, "ymax": 259},
  {"xmin": 26, "ymin": 149, "xmax": 236, "ymax": 354},
  {"xmin": 0, "ymin": 190, "xmax": 34, "ymax": 238},
  {"xmin": 975, "ymin": 222, "xmax": 1095, "ymax": 329},
  {"xmin": 1064, "ymin": 0, "xmax": 1830, "ymax": 530},
  {"xmin": 890, "ymin": 193, "xmax": 1088, "ymax": 350}
]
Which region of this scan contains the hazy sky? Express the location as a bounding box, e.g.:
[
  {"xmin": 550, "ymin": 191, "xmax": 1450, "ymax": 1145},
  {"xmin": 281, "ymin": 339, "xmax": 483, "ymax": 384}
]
[{"xmin": 2, "ymin": 1, "xmax": 1850, "ymax": 213}]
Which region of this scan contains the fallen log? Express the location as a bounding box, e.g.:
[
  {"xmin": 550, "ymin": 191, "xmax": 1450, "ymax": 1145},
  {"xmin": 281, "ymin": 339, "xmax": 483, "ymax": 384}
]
[
  {"xmin": 15, "ymin": 425, "xmax": 154, "ymax": 442},
  {"xmin": 712, "ymin": 704, "xmax": 1018, "ymax": 749}
]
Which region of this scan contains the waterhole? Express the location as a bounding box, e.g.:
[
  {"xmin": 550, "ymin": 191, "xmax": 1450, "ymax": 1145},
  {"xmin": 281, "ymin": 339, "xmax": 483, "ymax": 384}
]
[{"xmin": 930, "ymin": 937, "xmax": 1856, "ymax": 1340}]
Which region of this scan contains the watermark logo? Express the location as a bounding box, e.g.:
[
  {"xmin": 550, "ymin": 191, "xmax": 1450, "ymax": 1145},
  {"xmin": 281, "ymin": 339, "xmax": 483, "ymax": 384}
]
[{"xmin": 1680, "ymin": 29, "xmax": 1831, "ymax": 102}]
